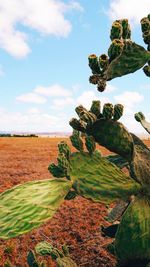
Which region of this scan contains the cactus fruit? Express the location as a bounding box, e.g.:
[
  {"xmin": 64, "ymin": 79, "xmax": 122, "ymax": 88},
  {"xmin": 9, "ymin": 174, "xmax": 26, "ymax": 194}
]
[
  {"xmin": 57, "ymin": 153, "xmax": 70, "ymax": 177},
  {"xmin": 88, "ymin": 54, "xmax": 100, "ymax": 74},
  {"xmin": 135, "ymin": 112, "xmax": 150, "ymax": 134},
  {"xmin": 85, "ymin": 135, "xmax": 96, "ymax": 155},
  {"xmin": 102, "ymin": 103, "xmax": 114, "ymax": 119},
  {"xmin": 48, "ymin": 163, "xmax": 66, "ymax": 178},
  {"xmin": 58, "ymin": 141, "xmax": 71, "ymax": 161},
  {"xmin": 69, "ymin": 118, "xmax": 86, "ymax": 132},
  {"xmin": 75, "ymin": 105, "xmax": 97, "ymax": 126},
  {"xmin": 99, "ymin": 54, "xmax": 109, "ymax": 69},
  {"xmin": 89, "ymin": 100, "xmax": 101, "ymax": 117},
  {"xmin": 110, "ymin": 21, "xmax": 123, "ymax": 40},
  {"xmin": 121, "ymin": 19, "xmax": 131, "ymax": 39},
  {"xmin": 0, "ymin": 179, "xmax": 71, "ymax": 239},
  {"xmin": 113, "ymin": 104, "xmax": 124, "ymax": 121},
  {"xmin": 108, "ymin": 39, "xmax": 124, "ymax": 61},
  {"xmin": 70, "ymin": 130, "xmax": 83, "ymax": 152}
]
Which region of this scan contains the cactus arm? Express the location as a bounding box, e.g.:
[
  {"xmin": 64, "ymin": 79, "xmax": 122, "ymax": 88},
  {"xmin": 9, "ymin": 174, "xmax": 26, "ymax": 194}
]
[
  {"xmin": 70, "ymin": 152, "xmax": 140, "ymax": 204},
  {"xmin": 115, "ymin": 196, "xmax": 150, "ymax": 265},
  {"xmin": 135, "ymin": 112, "xmax": 150, "ymax": 134},
  {"xmin": 0, "ymin": 179, "xmax": 72, "ymax": 239}
]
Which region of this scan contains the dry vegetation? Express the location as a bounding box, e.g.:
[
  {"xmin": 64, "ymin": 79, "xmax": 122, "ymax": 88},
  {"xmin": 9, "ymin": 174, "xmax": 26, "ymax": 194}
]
[{"xmin": 0, "ymin": 137, "xmax": 149, "ymax": 267}]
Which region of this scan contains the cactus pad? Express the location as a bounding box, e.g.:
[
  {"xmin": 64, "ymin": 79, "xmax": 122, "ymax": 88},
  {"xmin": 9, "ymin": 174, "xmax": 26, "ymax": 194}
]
[
  {"xmin": 115, "ymin": 196, "xmax": 150, "ymax": 263},
  {"xmin": 0, "ymin": 179, "xmax": 71, "ymax": 239},
  {"xmin": 107, "ymin": 42, "xmax": 150, "ymax": 80},
  {"xmin": 70, "ymin": 152, "xmax": 140, "ymax": 204}
]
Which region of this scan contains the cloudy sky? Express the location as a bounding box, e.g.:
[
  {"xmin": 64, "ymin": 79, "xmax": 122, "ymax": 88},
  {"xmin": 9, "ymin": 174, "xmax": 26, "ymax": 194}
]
[{"xmin": 0, "ymin": 0, "xmax": 149, "ymax": 133}]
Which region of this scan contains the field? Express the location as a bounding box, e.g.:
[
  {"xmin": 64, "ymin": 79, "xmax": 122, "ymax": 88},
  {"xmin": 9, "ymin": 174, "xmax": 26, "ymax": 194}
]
[{"xmin": 0, "ymin": 137, "xmax": 149, "ymax": 267}]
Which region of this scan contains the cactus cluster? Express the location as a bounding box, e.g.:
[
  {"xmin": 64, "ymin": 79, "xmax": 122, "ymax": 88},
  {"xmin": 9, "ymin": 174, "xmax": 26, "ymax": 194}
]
[
  {"xmin": 0, "ymin": 13, "xmax": 150, "ymax": 267},
  {"xmin": 89, "ymin": 17, "xmax": 150, "ymax": 92}
]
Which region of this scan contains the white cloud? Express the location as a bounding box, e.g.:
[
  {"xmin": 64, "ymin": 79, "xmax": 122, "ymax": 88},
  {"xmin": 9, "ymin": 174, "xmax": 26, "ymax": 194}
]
[
  {"xmin": 105, "ymin": 83, "xmax": 117, "ymax": 93},
  {"xmin": 114, "ymin": 91, "xmax": 144, "ymax": 108},
  {"xmin": 34, "ymin": 84, "xmax": 72, "ymax": 97},
  {"xmin": 0, "ymin": 0, "xmax": 83, "ymax": 58},
  {"xmin": 0, "ymin": 108, "xmax": 70, "ymax": 132},
  {"xmin": 27, "ymin": 108, "xmax": 41, "ymax": 114},
  {"xmin": 108, "ymin": 0, "xmax": 149, "ymax": 25},
  {"xmin": 76, "ymin": 90, "xmax": 110, "ymax": 110},
  {"xmin": 52, "ymin": 97, "xmax": 74, "ymax": 110},
  {"xmin": 16, "ymin": 93, "xmax": 47, "ymax": 104}
]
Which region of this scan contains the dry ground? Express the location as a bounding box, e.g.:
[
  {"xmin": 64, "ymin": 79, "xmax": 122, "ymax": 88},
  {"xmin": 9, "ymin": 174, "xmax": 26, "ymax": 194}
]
[{"xmin": 0, "ymin": 137, "xmax": 149, "ymax": 267}]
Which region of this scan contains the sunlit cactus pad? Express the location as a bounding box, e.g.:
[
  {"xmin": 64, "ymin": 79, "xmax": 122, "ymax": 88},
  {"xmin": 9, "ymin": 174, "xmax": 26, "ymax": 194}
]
[
  {"xmin": 115, "ymin": 196, "xmax": 150, "ymax": 263},
  {"xmin": 0, "ymin": 179, "xmax": 71, "ymax": 239},
  {"xmin": 70, "ymin": 151, "xmax": 140, "ymax": 204}
]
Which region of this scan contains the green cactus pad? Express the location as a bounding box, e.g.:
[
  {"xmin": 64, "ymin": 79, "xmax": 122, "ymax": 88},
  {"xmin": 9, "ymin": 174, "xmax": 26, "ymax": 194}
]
[
  {"xmin": 107, "ymin": 42, "xmax": 150, "ymax": 80},
  {"xmin": 115, "ymin": 196, "xmax": 150, "ymax": 263},
  {"xmin": 0, "ymin": 179, "xmax": 71, "ymax": 239},
  {"xmin": 88, "ymin": 119, "xmax": 134, "ymax": 161},
  {"xmin": 70, "ymin": 152, "xmax": 140, "ymax": 204}
]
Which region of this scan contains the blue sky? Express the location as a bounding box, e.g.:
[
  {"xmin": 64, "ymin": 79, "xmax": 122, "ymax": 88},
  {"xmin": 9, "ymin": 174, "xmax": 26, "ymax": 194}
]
[{"xmin": 0, "ymin": 0, "xmax": 149, "ymax": 133}]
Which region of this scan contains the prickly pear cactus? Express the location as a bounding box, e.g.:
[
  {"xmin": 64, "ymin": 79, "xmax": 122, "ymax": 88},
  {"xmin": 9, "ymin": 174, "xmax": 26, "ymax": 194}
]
[
  {"xmin": 89, "ymin": 16, "xmax": 150, "ymax": 92},
  {"xmin": 70, "ymin": 99, "xmax": 150, "ymax": 186}
]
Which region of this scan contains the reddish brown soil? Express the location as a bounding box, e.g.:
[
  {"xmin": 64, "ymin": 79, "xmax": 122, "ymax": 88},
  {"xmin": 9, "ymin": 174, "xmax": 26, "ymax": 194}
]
[{"xmin": 0, "ymin": 137, "xmax": 149, "ymax": 267}]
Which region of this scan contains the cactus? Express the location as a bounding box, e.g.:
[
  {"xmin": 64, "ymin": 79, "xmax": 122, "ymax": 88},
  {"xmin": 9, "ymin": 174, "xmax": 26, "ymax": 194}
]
[
  {"xmin": 89, "ymin": 100, "xmax": 101, "ymax": 117},
  {"xmin": 135, "ymin": 112, "xmax": 150, "ymax": 134},
  {"xmin": 85, "ymin": 135, "xmax": 96, "ymax": 155},
  {"xmin": 58, "ymin": 141, "xmax": 71, "ymax": 161},
  {"xmin": 89, "ymin": 17, "xmax": 150, "ymax": 92},
  {"xmin": 102, "ymin": 103, "xmax": 114, "ymax": 119},
  {"xmin": 0, "ymin": 13, "xmax": 150, "ymax": 267},
  {"xmin": 113, "ymin": 104, "xmax": 124, "ymax": 121},
  {"xmin": 70, "ymin": 130, "xmax": 83, "ymax": 152},
  {"xmin": 35, "ymin": 242, "xmax": 77, "ymax": 267},
  {"xmin": 0, "ymin": 179, "xmax": 71, "ymax": 239},
  {"xmin": 88, "ymin": 54, "xmax": 101, "ymax": 74}
]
